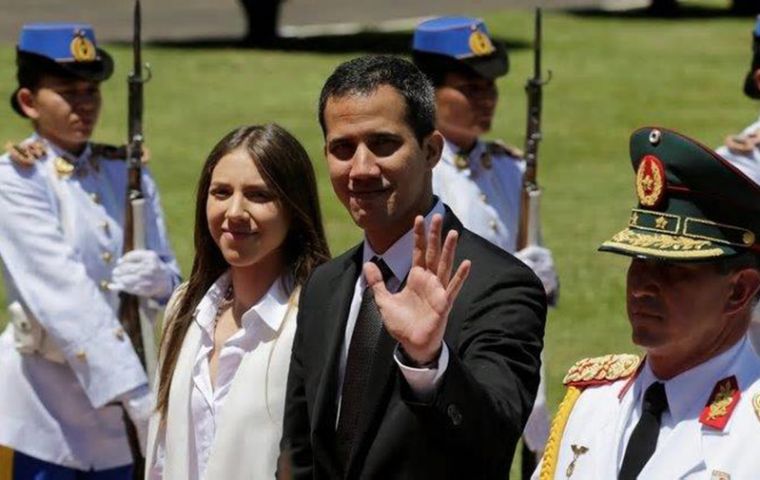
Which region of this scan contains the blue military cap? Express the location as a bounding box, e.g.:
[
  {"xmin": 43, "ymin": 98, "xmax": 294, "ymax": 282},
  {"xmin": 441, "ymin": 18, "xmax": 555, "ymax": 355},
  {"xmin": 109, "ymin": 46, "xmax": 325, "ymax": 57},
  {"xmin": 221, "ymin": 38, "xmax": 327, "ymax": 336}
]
[
  {"xmin": 744, "ymin": 15, "xmax": 760, "ymax": 99},
  {"xmin": 412, "ymin": 16, "xmax": 508, "ymax": 79},
  {"xmin": 11, "ymin": 23, "xmax": 113, "ymax": 116}
]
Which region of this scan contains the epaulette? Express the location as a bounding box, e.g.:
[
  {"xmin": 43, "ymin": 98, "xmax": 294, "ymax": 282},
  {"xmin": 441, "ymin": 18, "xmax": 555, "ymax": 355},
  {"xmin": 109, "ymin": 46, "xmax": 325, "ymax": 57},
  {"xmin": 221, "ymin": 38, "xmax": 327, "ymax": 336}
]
[
  {"xmin": 4, "ymin": 140, "xmax": 46, "ymax": 168},
  {"xmin": 700, "ymin": 375, "xmax": 740, "ymax": 431},
  {"xmin": 539, "ymin": 353, "xmax": 641, "ymax": 480},
  {"xmin": 91, "ymin": 143, "xmax": 151, "ymax": 164},
  {"xmin": 563, "ymin": 353, "xmax": 641, "ymax": 388},
  {"xmin": 486, "ymin": 139, "xmax": 524, "ymax": 159},
  {"xmin": 91, "ymin": 142, "xmax": 127, "ymax": 160}
]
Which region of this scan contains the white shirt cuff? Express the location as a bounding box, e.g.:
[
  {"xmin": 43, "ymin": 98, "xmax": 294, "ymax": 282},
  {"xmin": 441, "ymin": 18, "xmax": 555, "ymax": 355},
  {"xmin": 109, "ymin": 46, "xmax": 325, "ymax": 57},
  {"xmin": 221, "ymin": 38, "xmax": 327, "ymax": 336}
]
[{"xmin": 394, "ymin": 343, "xmax": 449, "ymax": 402}]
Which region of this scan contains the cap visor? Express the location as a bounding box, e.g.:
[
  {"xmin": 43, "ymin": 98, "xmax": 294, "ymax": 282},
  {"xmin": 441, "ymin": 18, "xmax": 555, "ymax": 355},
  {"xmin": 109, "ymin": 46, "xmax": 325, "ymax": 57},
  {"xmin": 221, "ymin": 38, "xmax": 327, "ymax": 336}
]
[
  {"xmin": 598, "ymin": 228, "xmax": 735, "ymax": 261},
  {"xmin": 463, "ymin": 42, "xmax": 508, "ymax": 79}
]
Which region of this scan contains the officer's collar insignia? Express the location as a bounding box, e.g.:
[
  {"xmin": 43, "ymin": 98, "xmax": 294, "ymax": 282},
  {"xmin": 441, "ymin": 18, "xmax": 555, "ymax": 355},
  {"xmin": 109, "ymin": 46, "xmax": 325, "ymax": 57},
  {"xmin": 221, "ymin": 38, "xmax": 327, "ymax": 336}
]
[
  {"xmin": 487, "ymin": 139, "xmax": 524, "ymax": 159},
  {"xmin": 480, "ymin": 151, "xmax": 492, "ymax": 170},
  {"xmin": 565, "ymin": 444, "xmax": 589, "ymax": 478},
  {"xmin": 563, "ymin": 354, "xmax": 641, "ymax": 388},
  {"xmin": 711, "ymin": 470, "xmax": 731, "ymax": 480},
  {"xmin": 468, "ymin": 28, "xmax": 495, "ymax": 56},
  {"xmin": 454, "ymin": 152, "xmax": 469, "ymax": 170},
  {"xmin": 752, "ymin": 392, "xmax": 760, "ymax": 422},
  {"xmin": 700, "ymin": 376, "xmax": 740, "ymax": 430},
  {"xmin": 636, "ymin": 154, "xmax": 666, "ymax": 208},
  {"xmin": 54, "ymin": 156, "xmax": 76, "ymax": 178},
  {"xmin": 70, "ymin": 29, "xmax": 96, "ymax": 62},
  {"xmin": 5, "ymin": 140, "xmax": 46, "ymax": 167}
]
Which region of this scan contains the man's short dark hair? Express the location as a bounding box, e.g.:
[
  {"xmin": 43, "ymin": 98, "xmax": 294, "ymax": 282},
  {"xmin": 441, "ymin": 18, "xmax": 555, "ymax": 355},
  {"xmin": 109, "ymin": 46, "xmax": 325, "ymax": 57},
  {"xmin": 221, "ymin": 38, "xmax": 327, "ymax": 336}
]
[{"xmin": 318, "ymin": 55, "xmax": 436, "ymax": 143}]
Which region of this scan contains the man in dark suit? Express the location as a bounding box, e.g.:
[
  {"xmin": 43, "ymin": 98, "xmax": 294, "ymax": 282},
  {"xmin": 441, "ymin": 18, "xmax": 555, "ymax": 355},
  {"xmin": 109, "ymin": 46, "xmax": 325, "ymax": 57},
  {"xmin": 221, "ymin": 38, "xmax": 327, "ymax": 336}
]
[{"xmin": 281, "ymin": 55, "xmax": 547, "ymax": 479}]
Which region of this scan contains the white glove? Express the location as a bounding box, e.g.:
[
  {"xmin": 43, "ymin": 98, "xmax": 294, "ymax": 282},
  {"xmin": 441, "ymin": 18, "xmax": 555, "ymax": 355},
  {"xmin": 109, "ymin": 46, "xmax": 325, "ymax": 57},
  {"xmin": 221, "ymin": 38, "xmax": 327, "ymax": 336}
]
[
  {"xmin": 515, "ymin": 245, "xmax": 559, "ymax": 299},
  {"xmin": 110, "ymin": 249, "xmax": 173, "ymax": 299},
  {"xmin": 120, "ymin": 384, "xmax": 153, "ymax": 456}
]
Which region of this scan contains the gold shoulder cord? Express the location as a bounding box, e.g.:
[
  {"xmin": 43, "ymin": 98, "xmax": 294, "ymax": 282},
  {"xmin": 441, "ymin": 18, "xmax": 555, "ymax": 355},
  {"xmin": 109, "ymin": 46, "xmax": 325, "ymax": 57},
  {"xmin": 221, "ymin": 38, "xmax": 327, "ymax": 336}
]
[{"xmin": 539, "ymin": 386, "xmax": 582, "ymax": 480}]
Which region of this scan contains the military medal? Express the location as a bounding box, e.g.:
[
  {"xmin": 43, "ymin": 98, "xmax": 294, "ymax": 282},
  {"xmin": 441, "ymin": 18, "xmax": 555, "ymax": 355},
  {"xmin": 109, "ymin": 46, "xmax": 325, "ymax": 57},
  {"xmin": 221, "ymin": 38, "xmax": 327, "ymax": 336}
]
[{"xmin": 711, "ymin": 470, "xmax": 731, "ymax": 480}]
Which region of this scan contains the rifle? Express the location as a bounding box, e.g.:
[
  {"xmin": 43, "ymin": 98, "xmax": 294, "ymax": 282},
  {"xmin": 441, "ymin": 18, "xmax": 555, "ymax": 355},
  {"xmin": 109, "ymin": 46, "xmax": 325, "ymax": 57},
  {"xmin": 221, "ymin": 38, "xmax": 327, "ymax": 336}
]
[
  {"xmin": 516, "ymin": 8, "xmax": 551, "ymax": 251},
  {"xmin": 118, "ymin": 1, "xmax": 153, "ymax": 477}
]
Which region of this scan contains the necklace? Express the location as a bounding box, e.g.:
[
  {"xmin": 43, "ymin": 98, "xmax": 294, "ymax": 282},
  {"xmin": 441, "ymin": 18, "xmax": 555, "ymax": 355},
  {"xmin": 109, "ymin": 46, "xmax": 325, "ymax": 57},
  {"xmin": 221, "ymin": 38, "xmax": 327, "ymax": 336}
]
[{"xmin": 215, "ymin": 283, "xmax": 235, "ymax": 323}]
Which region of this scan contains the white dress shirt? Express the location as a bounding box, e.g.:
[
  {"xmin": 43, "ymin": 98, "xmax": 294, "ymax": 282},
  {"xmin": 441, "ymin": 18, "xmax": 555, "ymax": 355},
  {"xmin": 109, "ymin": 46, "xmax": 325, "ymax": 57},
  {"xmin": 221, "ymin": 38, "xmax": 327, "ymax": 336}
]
[
  {"xmin": 336, "ymin": 200, "xmax": 450, "ymax": 418},
  {"xmin": 617, "ymin": 337, "xmax": 746, "ymax": 471},
  {"xmin": 150, "ymin": 272, "xmax": 290, "ymax": 480}
]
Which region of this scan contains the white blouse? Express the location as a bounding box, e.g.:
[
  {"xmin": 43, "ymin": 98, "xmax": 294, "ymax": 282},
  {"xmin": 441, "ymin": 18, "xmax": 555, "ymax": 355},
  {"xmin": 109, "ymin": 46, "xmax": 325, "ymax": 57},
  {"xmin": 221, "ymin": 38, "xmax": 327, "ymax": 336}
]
[{"xmin": 150, "ymin": 272, "xmax": 291, "ymax": 480}]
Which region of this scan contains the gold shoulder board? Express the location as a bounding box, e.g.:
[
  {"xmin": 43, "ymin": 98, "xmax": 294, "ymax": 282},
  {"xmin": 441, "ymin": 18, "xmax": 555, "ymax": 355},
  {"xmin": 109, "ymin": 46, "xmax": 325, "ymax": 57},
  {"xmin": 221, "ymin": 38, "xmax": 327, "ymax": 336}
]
[
  {"xmin": 4, "ymin": 140, "xmax": 46, "ymax": 168},
  {"xmin": 563, "ymin": 353, "xmax": 641, "ymax": 388},
  {"xmin": 486, "ymin": 139, "xmax": 524, "ymax": 159}
]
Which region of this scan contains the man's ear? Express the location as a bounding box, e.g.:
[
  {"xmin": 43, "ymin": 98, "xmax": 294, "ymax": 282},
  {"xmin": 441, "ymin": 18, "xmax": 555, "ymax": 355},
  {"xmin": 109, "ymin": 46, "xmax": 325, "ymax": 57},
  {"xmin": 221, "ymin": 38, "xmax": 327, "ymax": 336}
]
[
  {"xmin": 725, "ymin": 267, "xmax": 760, "ymax": 317},
  {"xmin": 753, "ymin": 69, "xmax": 760, "ymax": 93},
  {"xmin": 423, "ymin": 130, "xmax": 444, "ymax": 169},
  {"xmin": 16, "ymin": 88, "xmax": 39, "ymax": 120}
]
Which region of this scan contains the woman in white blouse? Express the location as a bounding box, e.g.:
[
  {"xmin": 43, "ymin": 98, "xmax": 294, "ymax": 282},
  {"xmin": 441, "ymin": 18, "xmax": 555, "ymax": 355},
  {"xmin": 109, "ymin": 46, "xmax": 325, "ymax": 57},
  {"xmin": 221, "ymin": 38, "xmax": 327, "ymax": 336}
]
[{"xmin": 146, "ymin": 124, "xmax": 330, "ymax": 479}]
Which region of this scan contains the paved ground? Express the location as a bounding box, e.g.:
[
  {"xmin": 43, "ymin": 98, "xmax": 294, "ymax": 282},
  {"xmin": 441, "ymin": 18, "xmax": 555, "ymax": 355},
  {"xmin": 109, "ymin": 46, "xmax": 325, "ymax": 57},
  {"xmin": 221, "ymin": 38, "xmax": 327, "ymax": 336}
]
[{"xmin": 0, "ymin": 0, "xmax": 603, "ymax": 43}]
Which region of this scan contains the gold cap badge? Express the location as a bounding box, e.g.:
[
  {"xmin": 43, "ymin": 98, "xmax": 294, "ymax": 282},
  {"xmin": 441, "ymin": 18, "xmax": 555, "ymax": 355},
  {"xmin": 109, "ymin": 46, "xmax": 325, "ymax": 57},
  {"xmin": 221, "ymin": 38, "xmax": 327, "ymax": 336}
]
[
  {"xmin": 70, "ymin": 31, "xmax": 96, "ymax": 62},
  {"xmin": 636, "ymin": 154, "xmax": 666, "ymax": 208},
  {"xmin": 469, "ymin": 30, "xmax": 495, "ymax": 57}
]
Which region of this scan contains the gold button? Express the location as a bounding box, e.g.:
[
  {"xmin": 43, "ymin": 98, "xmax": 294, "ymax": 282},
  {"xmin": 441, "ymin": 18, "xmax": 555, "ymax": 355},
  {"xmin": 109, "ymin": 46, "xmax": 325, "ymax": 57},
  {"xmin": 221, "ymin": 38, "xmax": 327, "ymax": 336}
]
[
  {"xmin": 99, "ymin": 280, "xmax": 109, "ymax": 291},
  {"xmin": 101, "ymin": 251, "xmax": 113, "ymax": 263},
  {"xmin": 100, "ymin": 221, "xmax": 110, "ymax": 234},
  {"xmin": 480, "ymin": 194, "xmax": 487, "ymax": 203},
  {"xmin": 114, "ymin": 328, "xmax": 125, "ymax": 341},
  {"xmin": 90, "ymin": 193, "xmax": 100, "ymax": 204},
  {"xmin": 489, "ymin": 220, "xmax": 498, "ymax": 232},
  {"xmin": 75, "ymin": 350, "xmax": 87, "ymax": 361}
]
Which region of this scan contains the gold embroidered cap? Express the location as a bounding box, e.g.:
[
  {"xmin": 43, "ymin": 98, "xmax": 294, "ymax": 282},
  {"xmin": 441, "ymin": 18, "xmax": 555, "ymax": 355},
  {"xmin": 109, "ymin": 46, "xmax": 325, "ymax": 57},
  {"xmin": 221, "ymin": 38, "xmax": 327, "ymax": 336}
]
[{"xmin": 600, "ymin": 127, "xmax": 760, "ymax": 261}]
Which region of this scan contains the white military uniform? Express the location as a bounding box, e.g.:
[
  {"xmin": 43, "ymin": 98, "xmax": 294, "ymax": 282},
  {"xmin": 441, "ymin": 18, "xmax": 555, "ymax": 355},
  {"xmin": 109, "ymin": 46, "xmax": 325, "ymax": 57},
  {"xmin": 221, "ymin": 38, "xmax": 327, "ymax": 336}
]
[
  {"xmin": 716, "ymin": 119, "xmax": 760, "ymax": 352},
  {"xmin": 433, "ymin": 138, "xmax": 524, "ymax": 252},
  {"xmin": 432, "ymin": 138, "xmax": 550, "ymax": 452},
  {"xmin": 535, "ymin": 336, "xmax": 760, "ymax": 480},
  {"xmin": 0, "ymin": 135, "xmax": 180, "ymax": 470}
]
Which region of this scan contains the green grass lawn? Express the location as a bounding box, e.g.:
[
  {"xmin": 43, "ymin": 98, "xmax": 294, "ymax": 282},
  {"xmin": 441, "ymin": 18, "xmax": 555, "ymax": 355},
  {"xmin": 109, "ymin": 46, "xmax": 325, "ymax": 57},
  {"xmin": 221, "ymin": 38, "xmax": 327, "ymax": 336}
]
[{"xmin": 0, "ymin": 1, "xmax": 756, "ymax": 476}]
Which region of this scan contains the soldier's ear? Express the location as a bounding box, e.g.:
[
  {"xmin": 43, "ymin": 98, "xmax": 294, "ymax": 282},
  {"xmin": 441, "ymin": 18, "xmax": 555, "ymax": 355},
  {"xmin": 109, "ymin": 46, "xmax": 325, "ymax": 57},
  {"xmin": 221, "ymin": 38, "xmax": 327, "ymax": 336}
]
[
  {"xmin": 725, "ymin": 267, "xmax": 760, "ymax": 317},
  {"xmin": 423, "ymin": 130, "xmax": 444, "ymax": 169},
  {"xmin": 16, "ymin": 88, "xmax": 40, "ymax": 120}
]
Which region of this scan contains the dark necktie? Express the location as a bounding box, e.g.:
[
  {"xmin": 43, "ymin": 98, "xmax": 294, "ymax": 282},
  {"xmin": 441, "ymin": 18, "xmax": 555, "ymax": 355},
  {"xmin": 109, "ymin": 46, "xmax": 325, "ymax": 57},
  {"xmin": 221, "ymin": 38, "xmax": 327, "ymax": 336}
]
[
  {"xmin": 618, "ymin": 381, "xmax": 669, "ymax": 480},
  {"xmin": 335, "ymin": 256, "xmax": 393, "ymax": 469}
]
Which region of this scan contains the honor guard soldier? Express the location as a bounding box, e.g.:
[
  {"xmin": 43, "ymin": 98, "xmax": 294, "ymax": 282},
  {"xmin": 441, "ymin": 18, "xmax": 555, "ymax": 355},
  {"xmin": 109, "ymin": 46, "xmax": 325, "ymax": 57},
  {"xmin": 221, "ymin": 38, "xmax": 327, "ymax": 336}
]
[
  {"xmin": 535, "ymin": 127, "xmax": 760, "ymax": 480},
  {"xmin": 412, "ymin": 16, "xmax": 557, "ymax": 475},
  {"xmin": 0, "ymin": 24, "xmax": 180, "ymax": 478},
  {"xmin": 717, "ymin": 15, "xmax": 760, "ymax": 347}
]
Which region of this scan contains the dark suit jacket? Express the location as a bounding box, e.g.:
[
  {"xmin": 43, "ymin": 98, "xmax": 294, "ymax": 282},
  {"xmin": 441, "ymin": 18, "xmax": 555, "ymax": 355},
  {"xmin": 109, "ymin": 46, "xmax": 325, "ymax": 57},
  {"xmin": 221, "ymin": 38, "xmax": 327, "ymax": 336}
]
[{"xmin": 281, "ymin": 208, "xmax": 547, "ymax": 479}]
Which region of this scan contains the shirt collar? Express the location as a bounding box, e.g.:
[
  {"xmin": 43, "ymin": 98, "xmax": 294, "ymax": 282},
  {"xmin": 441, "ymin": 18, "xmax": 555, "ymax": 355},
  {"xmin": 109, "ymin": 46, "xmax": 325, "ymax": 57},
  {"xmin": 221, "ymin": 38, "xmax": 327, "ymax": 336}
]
[
  {"xmin": 361, "ymin": 199, "xmax": 446, "ymax": 284},
  {"xmin": 635, "ymin": 336, "xmax": 748, "ymax": 422},
  {"xmin": 194, "ymin": 270, "xmax": 291, "ymax": 335}
]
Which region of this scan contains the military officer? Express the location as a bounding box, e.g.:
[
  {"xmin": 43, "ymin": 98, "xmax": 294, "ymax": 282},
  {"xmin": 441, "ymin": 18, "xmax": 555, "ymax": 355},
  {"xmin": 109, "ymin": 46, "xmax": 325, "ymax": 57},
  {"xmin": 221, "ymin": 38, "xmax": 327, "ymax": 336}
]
[
  {"xmin": 0, "ymin": 24, "xmax": 180, "ymax": 478},
  {"xmin": 412, "ymin": 16, "xmax": 558, "ymax": 476},
  {"xmin": 535, "ymin": 127, "xmax": 760, "ymax": 480}
]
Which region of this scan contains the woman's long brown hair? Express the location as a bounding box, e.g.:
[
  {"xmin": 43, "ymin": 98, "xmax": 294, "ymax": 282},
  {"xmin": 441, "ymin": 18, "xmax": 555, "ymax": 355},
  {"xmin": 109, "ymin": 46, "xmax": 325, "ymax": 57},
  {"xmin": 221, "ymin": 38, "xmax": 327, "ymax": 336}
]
[{"xmin": 155, "ymin": 124, "xmax": 330, "ymax": 420}]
